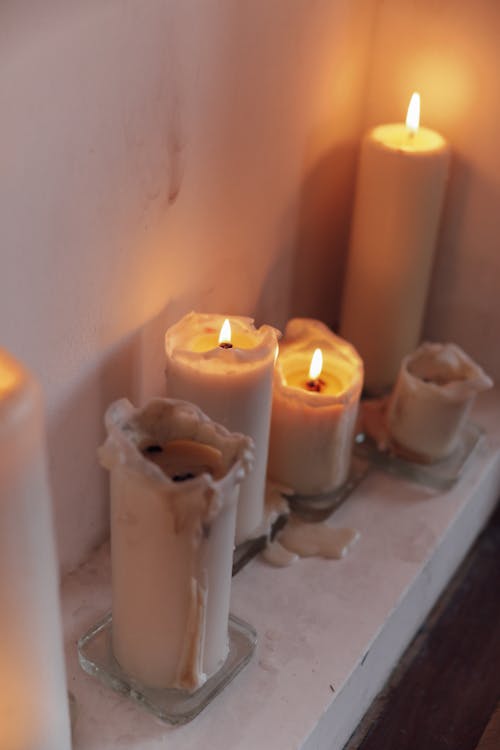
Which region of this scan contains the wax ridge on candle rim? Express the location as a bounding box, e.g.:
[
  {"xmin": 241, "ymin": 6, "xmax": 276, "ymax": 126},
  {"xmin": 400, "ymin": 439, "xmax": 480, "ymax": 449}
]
[
  {"xmin": 165, "ymin": 312, "xmax": 281, "ymax": 371},
  {"xmin": 276, "ymin": 321, "xmax": 363, "ymax": 403},
  {"xmin": 100, "ymin": 397, "xmax": 255, "ymax": 499},
  {"xmin": 370, "ymin": 124, "xmax": 447, "ymax": 154}
]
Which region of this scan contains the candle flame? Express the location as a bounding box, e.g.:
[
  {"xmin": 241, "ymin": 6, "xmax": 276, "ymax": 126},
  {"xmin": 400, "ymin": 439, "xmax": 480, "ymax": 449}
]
[
  {"xmin": 406, "ymin": 92, "xmax": 420, "ymax": 134},
  {"xmin": 308, "ymin": 348, "xmax": 323, "ymax": 380},
  {"xmin": 0, "ymin": 357, "xmax": 18, "ymax": 394},
  {"xmin": 218, "ymin": 318, "xmax": 232, "ymax": 346}
]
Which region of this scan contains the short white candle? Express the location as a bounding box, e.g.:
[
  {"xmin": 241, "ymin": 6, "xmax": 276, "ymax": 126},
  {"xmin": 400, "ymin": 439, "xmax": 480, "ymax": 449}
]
[
  {"xmin": 99, "ymin": 397, "xmax": 253, "ymax": 690},
  {"xmin": 0, "ymin": 350, "xmax": 71, "ymax": 750},
  {"xmin": 386, "ymin": 342, "xmax": 493, "ymax": 462},
  {"xmin": 268, "ymin": 319, "xmax": 363, "ymax": 495},
  {"xmin": 341, "ymin": 92, "xmax": 451, "ymax": 394},
  {"xmin": 165, "ymin": 312, "xmax": 279, "ymax": 544}
]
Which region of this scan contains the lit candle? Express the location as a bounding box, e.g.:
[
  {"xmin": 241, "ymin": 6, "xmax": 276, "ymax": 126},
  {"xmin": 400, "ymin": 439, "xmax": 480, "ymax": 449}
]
[
  {"xmin": 267, "ymin": 319, "xmax": 363, "ymax": 495},
  {"xmin": 99, "ymin": 397, "xmax": 253, "ymax": 690},
  {"xmin": 340, "ymin": 92, "xmax": 451, "ymax": 394},
  {"xmin": 0, "ymin": 350, "xmax": 71, "ymax": 750},
  {"xmin": 165, "ymin": 312, "xmax": 279, "ymax": 544},
  {"xmin": 386, "ymin": 342, "xmax": 493, "ymax": 462}
]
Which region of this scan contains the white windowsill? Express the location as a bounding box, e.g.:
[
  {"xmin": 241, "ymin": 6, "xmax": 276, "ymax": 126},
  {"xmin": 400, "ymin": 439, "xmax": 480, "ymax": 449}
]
[{"xmin": 63, "ymin": 390, "xmax": 500, "ymax": 750}]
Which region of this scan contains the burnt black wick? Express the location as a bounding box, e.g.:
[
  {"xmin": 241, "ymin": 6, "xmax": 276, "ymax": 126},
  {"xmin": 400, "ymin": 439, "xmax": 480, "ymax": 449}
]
[{"xmin": 172, "ymin": 472, "xmax": 196, "ymax": 482}]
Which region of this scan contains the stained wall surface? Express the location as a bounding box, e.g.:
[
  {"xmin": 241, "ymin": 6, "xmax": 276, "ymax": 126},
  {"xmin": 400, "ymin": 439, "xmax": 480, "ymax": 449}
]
[{"xmin": 0, "ymin": 0, "xmax": 377, "ymax": 571}]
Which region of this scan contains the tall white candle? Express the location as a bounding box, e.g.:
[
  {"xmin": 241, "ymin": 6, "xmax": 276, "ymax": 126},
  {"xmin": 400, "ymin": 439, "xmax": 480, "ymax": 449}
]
[
  {"xmin": 165, "ymin": 312, "xmax": 279, "ymax": 544},
  {"xmin": 268, "ymin": 319, "xmax": 363, "ymax": 495},
  {"xmin": 340, "ymin": 93, "xmax": 451, "ymax": 394},
  {"xmin": 99, "ymin": 397, "xmax": 253, "ymax": 690},
  {"xmin": 0, "ymin": 350, "xmax": 71, "ymax": 750}
]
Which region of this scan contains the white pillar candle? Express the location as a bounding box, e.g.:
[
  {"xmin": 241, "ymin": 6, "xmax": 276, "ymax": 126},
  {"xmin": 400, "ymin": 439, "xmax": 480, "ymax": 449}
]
[
  {"xmin": 165, "ymin": 312, "xmax": 279, "ymax": 544},
  {"xmin": 340, "ymin": 92, "xmax": 451, "ymax": 394},
  {"xmin": 0, "ymin": 350, "xmax": 71, "ymax": 750},
  {"xmin": 386, "ymin": 342, "xmax": 493, "ymax": 462},
  {"xmin": 268, "ymin": 319, "xmax": 363, "ymax": 495},
  {"xmin": 99, "ymin": 397, "xmax": 253, "ymax": 691}
]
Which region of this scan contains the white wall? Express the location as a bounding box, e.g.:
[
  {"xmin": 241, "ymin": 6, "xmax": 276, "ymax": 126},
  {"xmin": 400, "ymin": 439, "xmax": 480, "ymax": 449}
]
[
  {"xmin": 0, "ymin": 0, "xmax": 377, "ymax": 572},
  {"xmin": 363, "ymin": 0, "xmax": 500, "ymax": 380}
]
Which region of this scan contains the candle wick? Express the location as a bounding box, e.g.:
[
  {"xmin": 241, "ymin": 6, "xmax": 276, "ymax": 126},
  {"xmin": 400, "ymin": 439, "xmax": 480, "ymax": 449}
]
[
  {"xmin": 306, "ymin": 379, "xmax": 323, "ymax": 393},
  {"xmin": 219, "ymin": 342, "xmax": 233, "ymax": 349},
  {"xmin": 172, "ymin": 472, "xmax": 196, "ymax": 482}
]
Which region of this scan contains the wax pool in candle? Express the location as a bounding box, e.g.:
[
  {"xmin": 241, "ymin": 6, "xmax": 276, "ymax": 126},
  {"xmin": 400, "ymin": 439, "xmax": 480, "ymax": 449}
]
[
  {"xmin": 268, "ymin": 319, "xmax": 363, "ymax": 496},
  {"xmin": 0, "ymin": 350, "xmax": 71, "ymax": 750},
  {"xmin": 99, "ymin": 397, "xmax": 253, "ymax": 690},
  {"xmin": 341, "ymin": 92, "xmax": 451, "ymax": 394},
  {"xmin": 165, "ymin": 312, "xmax": 279, "ymax": 544}
]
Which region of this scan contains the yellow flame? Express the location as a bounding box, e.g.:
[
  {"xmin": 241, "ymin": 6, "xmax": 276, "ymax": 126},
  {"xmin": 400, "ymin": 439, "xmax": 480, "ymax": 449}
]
[
  {"xmin": 308, "ymin": 348, "xmax": 323, "ymax": 380},
  {"xmin": 406, "ymin": 92, "xmax": 420, "ymax": 133},
  {"xmin": 218, "ymin": 318, "xmax": 232, "ymax": 345},
  {"xmin": 274, "ymin": 344, "xmax": 279, "ymax": 364}
]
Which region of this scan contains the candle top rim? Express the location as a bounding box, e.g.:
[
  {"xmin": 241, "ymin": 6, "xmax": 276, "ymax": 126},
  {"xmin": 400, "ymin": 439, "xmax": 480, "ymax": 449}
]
[
  {"xmin": 399, "ymin": 342, "xmax": 493, "ymax": 401},
  {"xmin": 165, "ymin": 311, "xmax": 280, "ymax": 368},
  {"xmin": 369, "ymin": 123, "xmax": 448, "ymax": 154},
  {"xmin": 274, "ymin": 318, "xmax": 363, "ymax": 405},
  {"xmin": 99, "ymin": 397, "xmax": 254, "ymax": 503}
]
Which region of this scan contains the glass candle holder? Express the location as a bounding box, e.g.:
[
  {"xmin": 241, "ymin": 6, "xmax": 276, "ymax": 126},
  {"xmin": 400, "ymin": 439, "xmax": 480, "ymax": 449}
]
[{"xmin": 99, "ymin": 397, "xmax": 253, "ymax": 692}]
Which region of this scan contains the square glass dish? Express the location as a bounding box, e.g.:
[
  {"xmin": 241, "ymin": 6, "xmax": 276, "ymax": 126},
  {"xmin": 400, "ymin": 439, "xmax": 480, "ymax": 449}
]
[
  {"xmin": 354, "ymin": 422, "xmax": 484, "ymax": 491},
  {"xmin": 78, "ymin": 612, "xmax": 256, "ymax": 725}
]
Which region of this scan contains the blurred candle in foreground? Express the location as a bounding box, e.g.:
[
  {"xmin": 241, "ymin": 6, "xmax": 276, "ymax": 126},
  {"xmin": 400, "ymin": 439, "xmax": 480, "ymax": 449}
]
[
  {"xmin": 341, "ymin": 92, "xmax": 451, "ymax": 394},
  {"xmin": 0, "ymin": 350, "xmax": 71, "ymax": 750},
  {"xmin": 268, "ymin": 319, "xmax": 363, "ymax": 496},
  {"xmin": 165, "ymin": 312, "xmax": 279, "ymax": 544}
]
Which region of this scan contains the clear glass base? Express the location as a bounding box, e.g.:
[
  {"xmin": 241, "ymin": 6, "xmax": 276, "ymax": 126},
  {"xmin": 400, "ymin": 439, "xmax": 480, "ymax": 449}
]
[
  {"xmin": 78, "ymin": 613, "xmax": 256, "ymax": 725},
  {"xmin": 354, "ymin": 422, "xmax": 484, "ymax": 491},
  {"xmin": 287, "ymin": 457, "xmax": 371, "ymax": 522}
]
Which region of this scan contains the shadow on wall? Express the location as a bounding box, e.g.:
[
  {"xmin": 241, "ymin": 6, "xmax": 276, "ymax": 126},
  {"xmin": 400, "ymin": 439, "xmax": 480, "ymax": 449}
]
[
  {"xmin": 424, "ymin": 151, "xmax": 500, "ymax": 366},
  {"xmin": 423, "ymin": 152, "xmax": 472, "ymax": 333},
  {"xmin": 47, "ymin": 294, "xmax": 195, "ymax": 575},
  {"xmin": 291, "ymin": 140, "xmax": 359, "ymax": 330}
]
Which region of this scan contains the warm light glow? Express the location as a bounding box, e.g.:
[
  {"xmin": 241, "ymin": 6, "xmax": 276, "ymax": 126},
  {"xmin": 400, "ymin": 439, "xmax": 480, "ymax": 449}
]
[
  {"xmin": 308, "ymin": 348, "xmax": 323, "ymax": 380},
  {"xmin": 406, "ymin": 92, "xmax": 420, "ymax": 134},
  {"xmin": 274, "ymin": 345, "xmax": 279, "ymax": 364},
  {"xmin": 218, "ymin": 318, "xmax": 232, "ymax": 345},
  {"xmin": 0, "ymin": 359, "xmax": 18, "ymax": 394}
]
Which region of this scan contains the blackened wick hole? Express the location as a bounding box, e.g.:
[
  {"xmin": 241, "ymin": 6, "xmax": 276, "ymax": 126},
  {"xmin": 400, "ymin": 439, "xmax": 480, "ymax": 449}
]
[
  {"xmin": 219, "ymin": 342, "xmax": 233, "ymax": 349},
  {"xmin": 172, "ymin": 473, "xmax": 196, "ymax": 482},
  {"xmin": 144, "ymin": 445, "xmax": 163, "ymax": 453}
]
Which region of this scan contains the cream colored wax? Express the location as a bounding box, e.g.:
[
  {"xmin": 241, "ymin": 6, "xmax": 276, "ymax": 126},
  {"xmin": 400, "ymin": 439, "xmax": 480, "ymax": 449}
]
[
  {"xmin": 268, "ymin": 319, "xmax": 363, "ymax": 496},
  {"xmin": 0, "ymin": 350, "xmax": 71, "ymax": 750},
  {"xmin": 340, "ymin": 94, "xmax": 451, "ymax": 394},
  {"xmin": 99, "ymin": 398, "xmax": 253, "ymax": 691},
  {"xmin": 386, "ymin": 342, "xmax": 493, "ymax": 462},
  {"xmin": 165, "ymin": 312, "xmax": 279, "ymax": 544}
]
